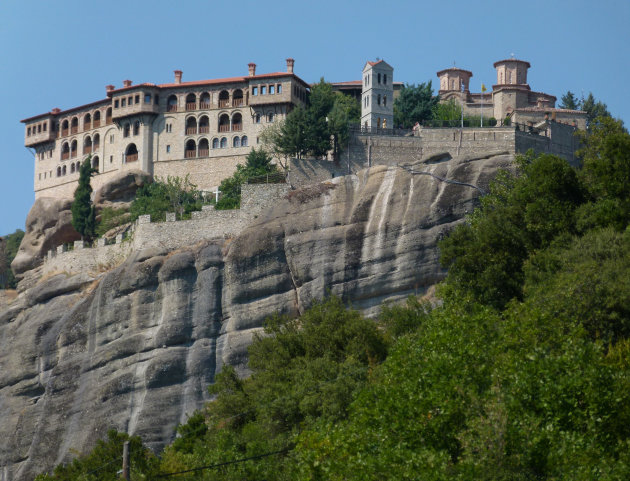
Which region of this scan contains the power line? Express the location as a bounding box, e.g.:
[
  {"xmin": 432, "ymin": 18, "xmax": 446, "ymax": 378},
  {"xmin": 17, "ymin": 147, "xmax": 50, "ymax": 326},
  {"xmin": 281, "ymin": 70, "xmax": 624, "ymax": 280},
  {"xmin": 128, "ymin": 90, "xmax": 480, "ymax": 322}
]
[{"xmin": 154, "ymin": 448, "xmax": 292, "ymax": 478}]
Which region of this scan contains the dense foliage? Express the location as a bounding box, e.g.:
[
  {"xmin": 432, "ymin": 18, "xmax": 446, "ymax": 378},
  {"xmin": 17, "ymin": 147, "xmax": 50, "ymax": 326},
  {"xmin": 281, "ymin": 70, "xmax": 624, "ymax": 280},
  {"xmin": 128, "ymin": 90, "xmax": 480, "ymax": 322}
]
[
  {"xmin": 393, "ymin": 81, "xmax": 439, "ymax": 128},
  {"xmin": 215, "ymin": 148, "xmax": 281, "ymax": 209},
  {"xmin": 71, "ymin": 157, "xmax": 96, "ymax": 242},
  {"xmin": 559, "ymin": 90, "xmax": 612, "ymax": 129},
  {"xmin": 0, "ymin": 229, "xmax": 24, "ymax": 289},
  {"xmin": 37, "ymin": 115, "xmax": 630, "ymax": 479},
  {"xmin": 129, "ymin": 175, "xmax": 204, "ymax": 222}
]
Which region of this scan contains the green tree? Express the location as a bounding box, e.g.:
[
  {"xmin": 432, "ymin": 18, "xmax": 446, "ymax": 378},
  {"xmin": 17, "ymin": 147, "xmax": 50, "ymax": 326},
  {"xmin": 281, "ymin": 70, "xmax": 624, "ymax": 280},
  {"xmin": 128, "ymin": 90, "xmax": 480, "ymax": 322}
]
[
  {"xmin": 433, "ymin": 98, "xmax": 462, "ymax": 125},
  {"xmin": 71, "ymin": 157, "xmax": 96, "ymax": 242},
  {"xmin": 328, "ymin": 92, "xmax": 360, "ymax": 159},
  {"xmin": 275, "ymin": 107, "xmax": 309, "ymax": 159},
  {"xmin": 129, "ymin": 175, "xmax": 203, "ymax": 222},
  {"xmin": 0, "ymin": 229, "xmax": 24, "ymax": 289},
  {"xmin": 580, "ymin": 92, "xmax": 612, "ymax": 128},
  {"xmin": 559, "ymin": 90, "xmax": 580, "ymax": 110},
  {"xmin": 306, "ymin": 79, "xmax": 335, "ymax": 157},
  {"xmin": 393, "ymin": 81, "xmax": 439, "ymax": 128}
]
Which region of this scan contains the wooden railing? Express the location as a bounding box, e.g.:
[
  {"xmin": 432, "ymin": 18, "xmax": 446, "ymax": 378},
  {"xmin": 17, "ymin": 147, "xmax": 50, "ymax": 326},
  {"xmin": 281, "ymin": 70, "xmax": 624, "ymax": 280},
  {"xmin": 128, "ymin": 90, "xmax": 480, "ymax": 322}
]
[
  {"xmin": 200, "ymin": 102, "xmax": 211, "ymax": 109},
  {"xmin": 198, "ymin": 149, "xmax": 209, "ymax": 157},
  {"xmin": 84, "ymin": 122, "xmax": 91, "ymax": 131},
  {"xmin": 71, "ymin": 126, "xmax": 78, "ymax": 134},
  {"xmin": 186, "ymin": 127, "xmax": 197, "ymax": 135},
  {"xmin": 93, "ymin": 141, "xmax": 99, "ymax": 150},
  {"xmin": 126, "ymin": 153, "xmax": 138, "ymax": 162},
  {"xmin": 70, "ymin": 151, "xmax": 77, "ymax": 158},
  {"xmin": 167, "ymin": 104, "xmax": 178, "ymax": 112},
  {"xmin": 61, "ymin": 128, "xmax": 69, "ymax": 137},
  {"xmin": 93, "ymin": 120, "xmax": 100, "ymax": 128},
  {"xmin": 233, "ymin": 99, "xmax": 244, "ymax": 107},
  {"xmin": 83, "ymin": 146, "xmax": 92, "ymax": 154},
  {"xmin": 232, "ymin": 124, "xmax": 242, "ymax": 131},
  {"xmin": 61, "ymin": 152, "xmax": 70, "ymax": 160},
  {"xmin": 218, "ymin": 99, "xmax": 229, "ymax": 108},
  {"xmin": 186, "ymin": 102, "xmax": 196, "ymax": 111},
  {"xmin": 199, "ymin": 126, "xmax": 210, "ymax": 133},
  {"xmin": 106, "ymin": 117, "xmax": 112, "ymax": 125},
  {"xmin": 219, "ymin": 124, "xmax": 230, "ymax": 132},
  {"xmin": 185, "ymin": 150, "xmax": 196, "ymax": 158}
]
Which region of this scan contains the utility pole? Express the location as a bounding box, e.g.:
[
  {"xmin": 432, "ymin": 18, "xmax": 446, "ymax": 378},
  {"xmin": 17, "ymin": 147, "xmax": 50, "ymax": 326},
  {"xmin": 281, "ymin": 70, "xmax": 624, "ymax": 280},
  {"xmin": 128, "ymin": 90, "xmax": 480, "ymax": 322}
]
[{"xmin": 122, "ymin": 441, "xmax": 130, "ymax": 480}]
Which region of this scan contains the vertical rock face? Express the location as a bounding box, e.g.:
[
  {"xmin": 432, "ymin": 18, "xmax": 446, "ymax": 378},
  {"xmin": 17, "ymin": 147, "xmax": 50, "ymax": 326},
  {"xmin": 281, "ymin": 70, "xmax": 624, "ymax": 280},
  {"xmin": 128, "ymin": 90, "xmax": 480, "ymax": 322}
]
[{"xmin": 0, "ymin": 156, "xmax": 511, "ymax": 480}]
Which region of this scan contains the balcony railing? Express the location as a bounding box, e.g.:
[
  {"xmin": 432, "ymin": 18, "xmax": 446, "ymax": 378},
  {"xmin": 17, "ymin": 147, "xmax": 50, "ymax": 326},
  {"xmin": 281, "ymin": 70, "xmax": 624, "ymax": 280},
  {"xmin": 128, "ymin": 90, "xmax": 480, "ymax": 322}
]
[
  {"xmin": 199, "ymin": 102, "xmax": 211, "ymax": 109},
  {"xmin": 70, "ymin": 151, "xmax": 77, "ymax": 158},
  {"xmin": 83, "ymin": 146, "xmax": 92, "ymax": 154},
  {"xmin": 126, "ymin": 153, "xmax": 138, "ymax": 162},
  {"xmin": 84, "ymin": 122, "xmax": 91, "ymax": 131},
  {"xmin": 198, "ymin": 149, "xmax": 209, "ymax": 157},
  {"xmin": 232, "ymin": 124, "xmax": 242, "ymax": 131},
  {"xmin": 185, "ymin": 150, "xmax": 196, "ymax": 158},
  {"xmin": 218, "ymin": 99, "xmax": 229, "ymax": 108},
  {"xmin": 186, "ymin": 127, "xmax": 197, "ymax": 135},
  {"xmin": 233, "ymin": 99, "xmax": 244, "ymax": 107},
  {"xmin": 93, "ymin": 142, "xmax": 100, "ymax": 150},
  {"xmin": 186, "ymin": 102, "xmax": 196, "ymax": 111},
  {"xmin": 167, "ymin": 104, "xmax": 178, "ymax": 112},
  {"xmin": 61, "ymin": 152, "xmax": 70, "ymax": 160},
  {"xmin": 218, "ymin": 124, "xmax": 230, "ymax": 132},
  {"xmin": 71, "ymin": 126, "xmax": 78, "ymax": 134},
  {"xmin": 61, "ymin": 128, "xmax": 69, "ymax": 137},
  {"xmin": 93, "ymin": 120, "xmax": 100, "ymax": 128},
  {"xmin": 199, "ymin": 126, "xmax": 210, "ymax": 133},
  {"xmin": 106, "ymin": 117, "xmax": 112, "ymax": 125}
]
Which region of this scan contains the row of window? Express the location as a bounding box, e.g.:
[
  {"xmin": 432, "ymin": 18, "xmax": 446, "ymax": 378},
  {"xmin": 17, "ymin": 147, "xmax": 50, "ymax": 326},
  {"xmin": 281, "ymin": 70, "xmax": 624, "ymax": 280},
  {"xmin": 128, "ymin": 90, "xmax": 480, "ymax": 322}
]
[
  {"xmin": 252, "ymin": 84, "xmax": 282, "ymax": 96},
  {"xmin": 362, "ymin": 94, "xmax": 388, "ymax": 108},
  {"xmin": 180, "ymin": 136, "xmax": 249, "ymax": 157},
  {"xmin": 60, "ymin": 135, "xmax": 101, "ymax": 160},
  {"xmin": 293, "ymin": 85, "xmax": 307, "ymax": 102},
  {"xmin": 363, "ymin": 72, "xmax": 388, "ymax": 87},
  {"xmin": 27, "ymin": 122, "xmax": 48, "ymax": 136},
  {"xmin": 54, "ymin": 157, "xmax": 100, "ymax": 177}
]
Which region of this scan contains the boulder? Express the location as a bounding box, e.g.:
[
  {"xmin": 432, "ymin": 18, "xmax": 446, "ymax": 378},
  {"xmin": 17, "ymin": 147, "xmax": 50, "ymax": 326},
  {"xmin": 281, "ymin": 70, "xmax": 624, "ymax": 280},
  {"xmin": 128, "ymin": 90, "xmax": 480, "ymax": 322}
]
[{"xmin": 93, "ymin": 169, "xmax": 151, "ymax": 209}]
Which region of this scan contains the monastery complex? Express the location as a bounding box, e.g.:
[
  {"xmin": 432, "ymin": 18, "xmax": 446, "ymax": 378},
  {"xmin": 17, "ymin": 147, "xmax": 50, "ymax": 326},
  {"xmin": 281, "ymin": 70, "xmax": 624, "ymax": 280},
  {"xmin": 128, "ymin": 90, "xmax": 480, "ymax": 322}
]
[{"xmin": 22, "ymin": 57, "xmax": 587, "ymax": 200}]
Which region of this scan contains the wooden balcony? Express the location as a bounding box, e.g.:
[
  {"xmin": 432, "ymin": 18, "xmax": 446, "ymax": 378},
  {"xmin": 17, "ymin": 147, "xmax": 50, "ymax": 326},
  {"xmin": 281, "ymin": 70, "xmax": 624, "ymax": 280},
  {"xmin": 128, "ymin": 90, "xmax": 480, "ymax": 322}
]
[
  {"xmin": 93, "ymin": 142, "xmax": 100, "ymax": 151},
  {"xmin": 218, "ymin": 99, "xmax": 229, "ymax": 108},
  {"xmin": 185, "ymin": 150, "xmax": 196, "ymax": 158},
  {"xmin": 70, "ymin": 151, "xmax": 77, "ymax": 158},
  {"xmin": 61, "ymin": 128, "xmax": 69, "ymax": 137},
  {"xmin": 106, "ymin": 117, "xmax": 112, "ymax": 125},
  {"xmin": 93, "ymin": 120, "xmax": 100, "ymax": 128},
  {"xmin": 186, "ymin": 127, "xmax": 197, "ymax": 135},
  {"xmin": 233, "ymin": 99, "xmax": 244, "ymax": 107},
  {"xmin": 167, "ymin": 105, "xmax": 178, "ymax": 112},
  {"xmin": 71, "ymin": 126, "xmax": 78, "ymax": 134},
  {"xmin": 186, "ymin": 102, "xmax": 196, "ymax": 111},
  {"xmin": 198, "ymin": 149, "xmax": 209, "ymax": 157},
  {"xmin": 199, "ymin": 126, "xmax": 210, "ymax": 133},
  {"xmin": 83, "ymin": 146, "xmax": 92, "ymax": 154},
  {"xmin": 84, "ymin": 122, "xmax": 91, "ymax": 131},
  {"xmin": 218, "ymin": 124, "xmax": 230, "ymax": 132},
  {"xmin": 61, "ymin": 152, "xmax": 70, "ymax": 160},
  {"xmin": 126, "ymin": 153, "xmax": 138, "ymax": 162},
  {"xmin": 232, "ymin": 124, "xmax": 242, "ymax": 131},
  {"xmin": 199, "ymin": 102, "xmax": 211, "ymax": 109}
]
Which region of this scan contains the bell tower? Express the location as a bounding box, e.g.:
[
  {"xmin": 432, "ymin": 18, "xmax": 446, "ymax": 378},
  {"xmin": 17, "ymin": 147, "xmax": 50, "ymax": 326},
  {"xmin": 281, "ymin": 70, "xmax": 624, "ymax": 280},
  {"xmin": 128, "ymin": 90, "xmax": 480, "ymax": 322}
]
[{"xmin": 361, "ymin": 59, "xmax": 394, "ymax": 129}]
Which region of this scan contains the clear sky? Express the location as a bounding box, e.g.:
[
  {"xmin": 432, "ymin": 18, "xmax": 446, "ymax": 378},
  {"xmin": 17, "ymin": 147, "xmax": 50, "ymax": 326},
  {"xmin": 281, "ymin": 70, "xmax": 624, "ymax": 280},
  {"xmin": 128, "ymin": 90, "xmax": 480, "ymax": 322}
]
[{"xmin": 1, "ymin": 0, "xmax": 628, "ymax": 236}]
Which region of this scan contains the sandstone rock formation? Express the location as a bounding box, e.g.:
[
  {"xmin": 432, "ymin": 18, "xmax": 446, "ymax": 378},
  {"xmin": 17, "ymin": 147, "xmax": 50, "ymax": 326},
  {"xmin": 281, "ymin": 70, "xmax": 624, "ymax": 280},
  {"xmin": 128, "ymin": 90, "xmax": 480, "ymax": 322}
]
[
  {"xmin": 11, "ymin": 170, "xmax": 150, "ymax": 279},
  {"xmin": 0, "ymin": 154, "xmax": 512, "ymax": 480}
]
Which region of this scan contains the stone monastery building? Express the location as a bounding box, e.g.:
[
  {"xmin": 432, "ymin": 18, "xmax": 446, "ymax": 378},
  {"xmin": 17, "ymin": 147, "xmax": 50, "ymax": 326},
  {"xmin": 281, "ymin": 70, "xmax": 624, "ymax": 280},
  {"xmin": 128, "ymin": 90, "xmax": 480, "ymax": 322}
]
[{"xmin": 23, "ymin": 59, "xmax": 309, "ymax": 199}]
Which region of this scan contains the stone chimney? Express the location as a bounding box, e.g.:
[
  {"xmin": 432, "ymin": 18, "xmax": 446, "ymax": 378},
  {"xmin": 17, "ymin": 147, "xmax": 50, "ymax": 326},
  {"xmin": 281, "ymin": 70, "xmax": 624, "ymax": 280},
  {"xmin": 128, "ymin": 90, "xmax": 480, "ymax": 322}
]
[
  {"xmin": 248, "ymin": 63, "xmax": 256, "ymax": 77},
  {"xmin": 174, "ymin": 70, "xmax": 183, "ymax": 84},
  {"xmin": 286, "ymin": 58, "xmax": 295, "ymax": 74},
  {"xmin": 105, "ymin": 85, "xmax": 115, "ymax": 93},
  {"xmin": 123, "ymin": 79, "xmax": 132, "ymax": 88},
  {"xmin": 51, "ymin": 108, "xmax": 61, "ymax": 114}
]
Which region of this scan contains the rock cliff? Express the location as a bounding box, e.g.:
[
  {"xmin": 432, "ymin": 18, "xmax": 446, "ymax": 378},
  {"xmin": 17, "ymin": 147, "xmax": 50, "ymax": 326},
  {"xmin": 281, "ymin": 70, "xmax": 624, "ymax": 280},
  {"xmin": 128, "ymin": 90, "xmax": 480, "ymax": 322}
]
[{"xmin": 0, "ymin": 154, "xmax": 512, "ymax": 480}]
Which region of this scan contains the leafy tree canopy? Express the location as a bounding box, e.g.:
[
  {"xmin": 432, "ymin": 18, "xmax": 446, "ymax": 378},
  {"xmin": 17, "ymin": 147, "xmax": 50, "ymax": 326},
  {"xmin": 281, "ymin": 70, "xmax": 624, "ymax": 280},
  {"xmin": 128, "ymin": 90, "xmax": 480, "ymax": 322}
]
[
  {"xmin": 129, "ymin": 175, "xmax": 203, "ymax": 222},
  {"xmin": 393, "ymin": 81, "xmax": 439, "ymax": 128}
]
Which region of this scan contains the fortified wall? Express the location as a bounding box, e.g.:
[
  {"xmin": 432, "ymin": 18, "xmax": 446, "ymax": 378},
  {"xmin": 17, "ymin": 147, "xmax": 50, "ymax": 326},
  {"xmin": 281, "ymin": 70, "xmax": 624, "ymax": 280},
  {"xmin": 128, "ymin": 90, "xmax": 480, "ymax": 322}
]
[{"xmin": 40, "ymin": 183, "xmax": 289, "ymax": 277}]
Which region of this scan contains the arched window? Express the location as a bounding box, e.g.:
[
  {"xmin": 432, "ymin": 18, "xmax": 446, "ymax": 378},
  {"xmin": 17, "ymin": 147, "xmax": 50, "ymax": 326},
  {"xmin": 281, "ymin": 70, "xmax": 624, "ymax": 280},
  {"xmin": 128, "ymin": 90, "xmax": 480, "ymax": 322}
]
[
  {"xmin": 186, "ymin": 117, "xmax": 198, "ymax": 135},
  {"xmin": 61, "ymin": 120, "xmax": 69, "ymax": 137},
  {"xmin": 198, "ymin": 138, "xmax": 209, "ymax": 157},
  {"xmin": 220, "ymin": 137, "xmax": 227, "ymax": 149},
  {"xmin": 57, "ymin": 166, "xmax": 61, "ymax": 177},
  {"xmin": 71, "ymin": 163, "xmax": 76, "ymax": 174},
  {"xmin": 123, "ymin": 123, "xmax": 130, "ymax": 138},
  {"xmin": 233, "ymin": 136, "xmax": 241, "ymax": 148},
  {"xmin": 218, "ymin": 113, "xmax": 230, "ymax": 132},
  {"xmin": 232, "ymin": 112, "xmax": 242, "ymax": 131},
  {"xmin": 383, "ymin": 95, "xmax": 387, "ymax": 107},
  {"xmin": 83, "ymin": 136, "xmax": 92, "ymax": 155},
  {"xmin": 76, "ymin": 161, "xmax": 81, "ymax": 172},
  {"xmin": 125, "ymin": 143, "xmax": 138, "ymax": 162},
  {"xmin": 267, "ymin": 113, "xmax": 274, "ymax": 122},
  {"xmin": 93, "ymin": 133, "xmax": 100, "ymax": 150},
  {"xmin": 93, "ymin": 110, "xmax": 101, "ymax": 127},
  {"xmin": 84, "ymin": 113, "xmax": 92, "ymax": 130},
  {"xmin": 70, "ymin": 140, "xmax": 78, "ymax": 158},
  {"xmin": 133, "ymin": 121, "xmax": 140, "ymax": 136},
  {"xmin": 92, "ymin": 156, "xmax": 99, "ymax": 170},
  {"xmin": 71, "ymin": 117, "xmax": 79, "ymax": 134},
  {"xmin": 61, "ymin": 142, "xmax": 70, "ymax": 160},
  {"xmin": 185, "ymin": 139, "xmax": 197, "ymax": 158},
  {"xmin": 167, "ymin": 95, "xmax": 178, "ymax": 112},
  {"xmin": 106, "ymin": 107, "xmax": 113, "ymax": 124},
  {"xmin": 186, "ymin": 93, "xmax": 196, "ymax": 111},
  {"xmin": 241, "ymin": 135, "xmax": 248, "ymax": 147},
  {"xmin": 212, "ymin": 138, "xmax": 219, "ymax": 149},
  {"xmin": 199, "ymin": 115, "xmax": 209, "ymax": 133},
  {"xmin": 218, "ymin": 90, "xmax": 229, "ymax": 108},
  {"xmin": 200, "ymin": 92, "xmax": 211, "ymax": 109},
  {"xmin": 62, "ymin": 165, "xmax": 67, "ymax": 176},
  {"xmin": 233, "ymin": 89, "xmax": 244, "ymax": 107}
]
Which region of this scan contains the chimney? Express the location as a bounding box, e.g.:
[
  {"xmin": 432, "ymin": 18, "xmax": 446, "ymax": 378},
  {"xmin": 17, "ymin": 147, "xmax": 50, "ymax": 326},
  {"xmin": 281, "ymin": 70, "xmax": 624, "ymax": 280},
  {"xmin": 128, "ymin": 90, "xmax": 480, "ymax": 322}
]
[
  {"xmin": 248, "ymin": 63, "xmax": 256, "ymax": 77},
  {"xmin": 286, "ymin": 58, "xmax": 295, "ymax": 74},
  {"xmin": 105, "ymin": 84, "xmax": 115, "ymax": 93},
  {"xmin": 123, "ymin": 79, "xmax": 132, "ymax": 88},
  {"xmin": 51, "ymin": 108, "xmax": 61, "ymax": 114},
  {"xmin": 174, "ymin": 70, "xmax": 183, "ymax": 84}
]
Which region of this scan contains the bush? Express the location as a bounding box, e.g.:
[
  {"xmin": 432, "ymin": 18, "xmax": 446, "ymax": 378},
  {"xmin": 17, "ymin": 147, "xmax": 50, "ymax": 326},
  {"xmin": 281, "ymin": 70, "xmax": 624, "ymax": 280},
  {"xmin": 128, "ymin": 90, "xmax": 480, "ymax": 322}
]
[
  {"xmin": 95, "ymin": 207, "xmax": 129, "ymax": 237},
  {"xmin": 129, "ymin": 175, "xmax": 204, "ymax": 222}
]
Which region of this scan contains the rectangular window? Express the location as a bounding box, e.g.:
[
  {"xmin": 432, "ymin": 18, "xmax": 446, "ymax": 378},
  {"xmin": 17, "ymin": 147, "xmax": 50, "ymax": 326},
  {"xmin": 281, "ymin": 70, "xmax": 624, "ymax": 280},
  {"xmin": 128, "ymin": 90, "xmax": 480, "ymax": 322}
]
[
  {"xmin": 277, "ymin": 84, "xmax": 282, "ymax": 93},
  {"xmin": 110, "ymin": 155, "xmax": 113, "ymax": 163},
  {"xmin": 128, "ymin": 96, "xmax": 133, "ymax": 105},
  {"xmin": 121, "ymin": 98, "xmax": 126, "ymax": 107},
  {"xmin": 269, "ymin": 85, "xmax": 275, "ymax": 94},
  {"xmin": 145, "ymin": 93, "xmax": 151, "ymax": 103},
  {"xmin": 43, "ymin": 123, "xmax": 47, "ymax": 131},
  {"xmin": 114, "ymin": 100, "xmax": 119, "ymax": 108},
  {"xmin": 135, "ymin": 95, "xmax": 140, "ymax": 104},
  {"xmin": 39, "ymin": 173, "xmax": 41, "ymax": 180},
  {"xmin": 27, "ymin": 127, "xmax": 31, "ymax": 136},
  {"xmin": 166, "ymin": 145, "xmax": 171, "ymax": 153},
  {"xmin": 155, "ymin": 94, "xmax": 159, "ymax": 105},
  {"xmin": 261, "ymin": 86, "xmax": 266, "ymax": 95},
  {"xmin": 252, "ymin": 86, "xmax": 258, "ymax": 96},
  {"xmin": 110, "ymin": 135, "xmax": 114, "ymax": 143},
  {"xmin": 384, "ymin": 74, "xmax": 387, "ymax": 84}
]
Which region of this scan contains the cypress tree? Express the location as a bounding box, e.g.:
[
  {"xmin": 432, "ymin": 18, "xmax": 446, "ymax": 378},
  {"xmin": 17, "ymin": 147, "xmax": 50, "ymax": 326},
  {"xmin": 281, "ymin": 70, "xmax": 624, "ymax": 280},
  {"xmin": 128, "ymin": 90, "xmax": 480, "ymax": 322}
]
[{"xmin": 71, "ymin": 157, "xmax": 96, "ymax": 242}]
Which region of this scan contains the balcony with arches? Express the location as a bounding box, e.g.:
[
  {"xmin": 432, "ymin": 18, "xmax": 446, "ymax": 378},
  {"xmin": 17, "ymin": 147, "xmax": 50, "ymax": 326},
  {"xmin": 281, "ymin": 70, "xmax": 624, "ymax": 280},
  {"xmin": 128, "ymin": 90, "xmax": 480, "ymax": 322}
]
[
  {"xmin": 185, "ymin": 139, "xmax": 197, "ymax": 158},
  {"xmin": 199, "ymin": 115, "xmax": 210, "ymax": 133},
  {"xmin": 233, "ymin": 89, "xmax": 244, "ymax": 107},
  {"xmin": 83, "ymin": 136, "xmax": 92, "ymax": 155},
  {"xmin": 125, "ymin": 143, "xmax": 138, "ymax": 162},
  {"xmin": 198, "ymin": 138, "xmax": 209, "ymax": 157},
  {"xmin": 186, "ymin": 117, "xmax": 197, "ymax": 135},
  {"xmin": 200, "ymin": 92, "xmax": 211, "ymax": 109},
  {"xmin": 186, "ymin": 93, "xmax": 197, "ymax": 111},
  {"xmin": 218, "ymin": 90, "xmax": 230, "ymax": 108}
]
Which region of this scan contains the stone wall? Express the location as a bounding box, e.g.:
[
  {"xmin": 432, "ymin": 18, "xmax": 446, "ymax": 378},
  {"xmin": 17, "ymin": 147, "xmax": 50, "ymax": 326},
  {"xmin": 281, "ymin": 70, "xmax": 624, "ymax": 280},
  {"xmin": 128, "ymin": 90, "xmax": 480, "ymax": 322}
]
[{"xmin": 40, "ymin": 183, "xmax": 290, "ymax": 275}]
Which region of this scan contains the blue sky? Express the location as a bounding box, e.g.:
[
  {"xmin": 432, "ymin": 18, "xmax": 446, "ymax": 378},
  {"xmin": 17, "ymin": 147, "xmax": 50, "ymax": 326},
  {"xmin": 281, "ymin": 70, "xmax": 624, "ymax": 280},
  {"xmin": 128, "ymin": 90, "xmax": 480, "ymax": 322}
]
[{"xmin": 1, "ymin": 0, "xmax": 628, "ymax": 235}]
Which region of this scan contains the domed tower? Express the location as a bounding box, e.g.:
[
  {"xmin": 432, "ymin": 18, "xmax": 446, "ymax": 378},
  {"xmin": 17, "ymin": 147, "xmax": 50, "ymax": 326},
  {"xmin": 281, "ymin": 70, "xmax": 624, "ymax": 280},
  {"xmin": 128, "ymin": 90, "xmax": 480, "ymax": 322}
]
[
  {"xmin": 492, "ymin": 58, "xmax": 532, "ymax": 120},
  {"xmin": 436, "ymin": 67, "xmax": 473, "ymax": 94},
  {"xmin": 493, "ymin": 58, "xmax": 530, "ymax": 86}
]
